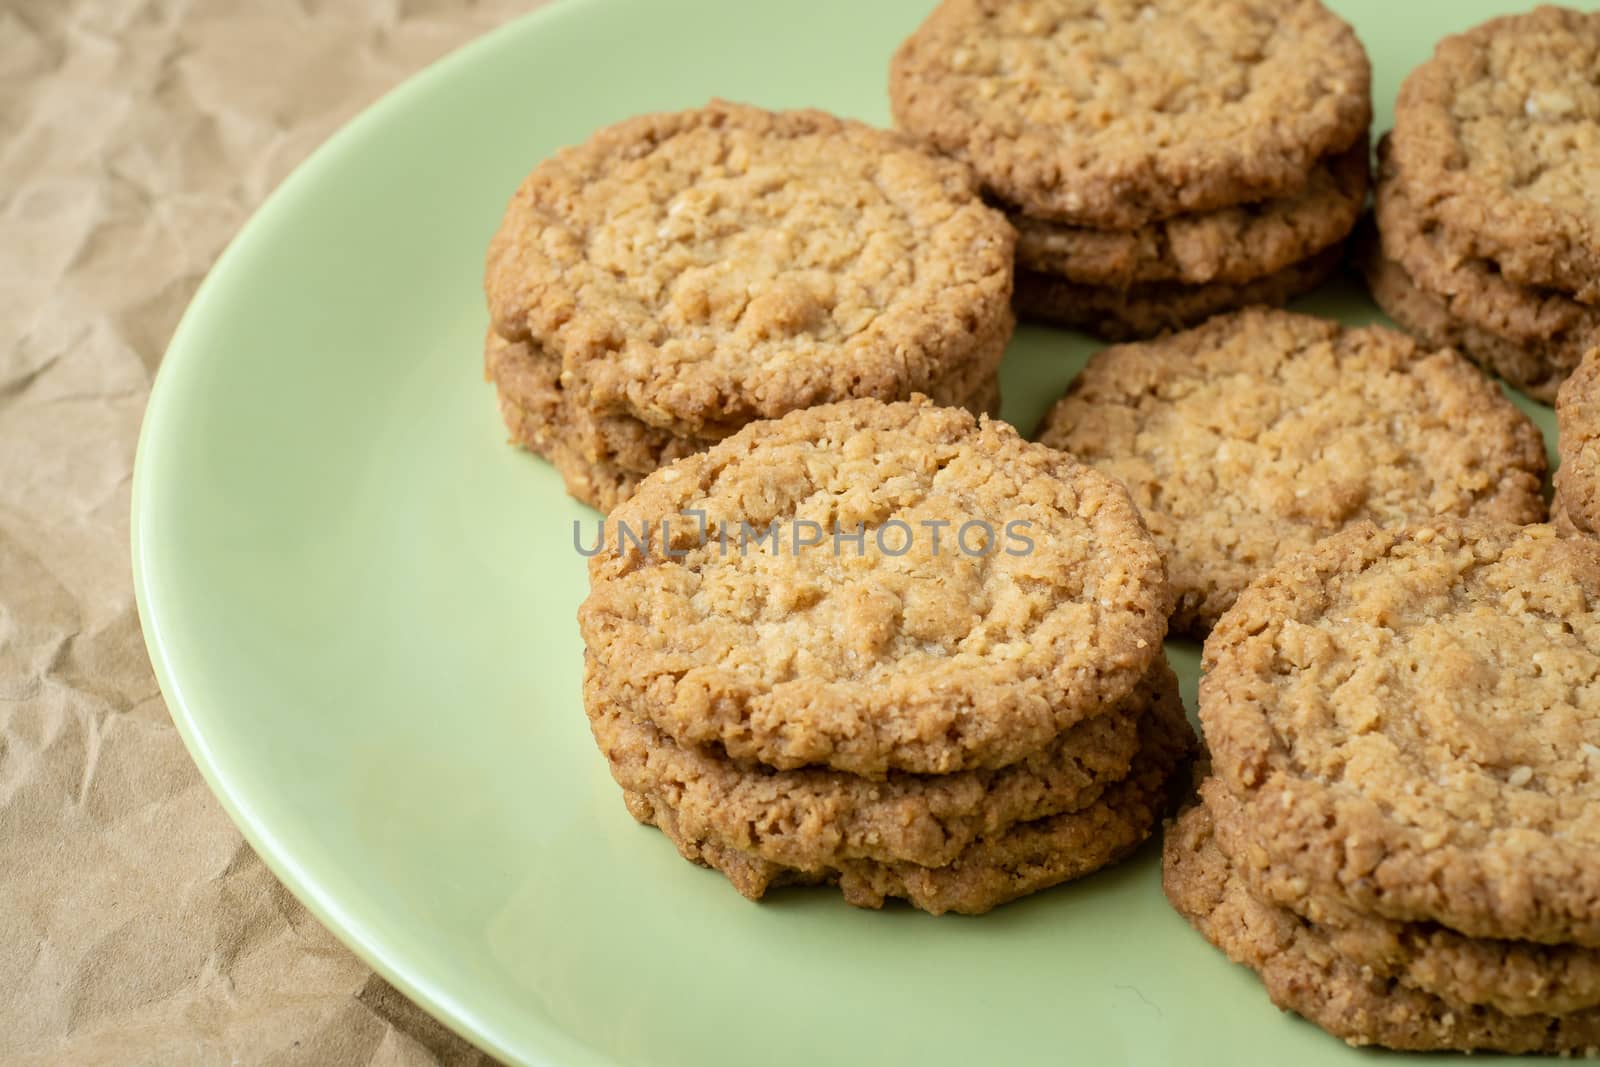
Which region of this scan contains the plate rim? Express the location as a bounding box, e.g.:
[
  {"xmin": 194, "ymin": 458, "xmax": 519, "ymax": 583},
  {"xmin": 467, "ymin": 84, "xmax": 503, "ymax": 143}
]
[{"xmin": 128, "ymin": 3, "xmax": 619, "ymax": 1063}]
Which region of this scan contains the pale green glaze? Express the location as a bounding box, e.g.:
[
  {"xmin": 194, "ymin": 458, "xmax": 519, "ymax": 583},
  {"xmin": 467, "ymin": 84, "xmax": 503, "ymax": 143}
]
[{"xmin": 133, "ymin": 2, "xmax": 1582, "ymax": 1062}]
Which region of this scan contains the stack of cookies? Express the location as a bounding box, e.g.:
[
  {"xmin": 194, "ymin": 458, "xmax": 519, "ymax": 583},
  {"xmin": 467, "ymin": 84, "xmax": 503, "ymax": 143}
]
[
  {"xmin": 578, "ymin": 397, "xmax": 1194, "ymax": 915},
  {"xmin": 483, "ymin": 100, "xmax": 1016, "ymax": 512},
  {"xmin": 1168, "ymin": 520, "xmax": 1600, "ymax": 1053},
  {"xmin": 1035, "ymin": 309, "xmax": 1548, "ymax": 637},
  {"xmin": 889, "ymin": 0, "xmax": 1372, "ymax": 340},
  {"xmin": 1364, "ymin": 7, "xmax": 1600, "ymax": 402}
]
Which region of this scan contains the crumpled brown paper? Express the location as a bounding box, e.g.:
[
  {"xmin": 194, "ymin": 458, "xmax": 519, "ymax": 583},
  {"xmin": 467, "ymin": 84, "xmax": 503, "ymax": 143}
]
[{"xmin": 1, "ymin": 2, "xmax": 551, "ymax": 1062}]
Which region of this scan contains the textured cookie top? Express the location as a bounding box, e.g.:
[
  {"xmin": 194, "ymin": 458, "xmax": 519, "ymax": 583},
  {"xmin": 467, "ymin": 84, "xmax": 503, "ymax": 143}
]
[
  {"xmin": 1163, "ymin": 801, "xmax": 1600, "ymax": 1054},
  {"xmin": 1012, "ymin": 142, "xmax": 1369, "ymax": 287},
  {"xmin": 889, "ymin": 0, "xmax": 1371, "ymax": 228},
  {"xmin": 1391, "ymin": 6, "xmax": 1600, "ymax": 304},
  {"xmin": 486, "ymin": 101, "xmax": 1015, "ymax": 435},
  {"xmin": 1202, "ymin": 520, "xmax": 1600, "ymax": 945},
  {"xmin": 1558, "ymin": 349, "xmax": 1600, "ymax": 536},
  {"xmin": 579, "ymin": 397, "xmax": 1170, "ymax": 777},
  {"xmin": 1037, "ymin": 310, "xmax": 1547, "ymax": 634}
]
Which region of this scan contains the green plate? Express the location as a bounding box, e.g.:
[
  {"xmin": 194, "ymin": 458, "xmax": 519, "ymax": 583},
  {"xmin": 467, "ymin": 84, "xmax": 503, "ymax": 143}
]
[{"xmin": 133, "ymin": 2, "xmax": 1579, "ymax": 1063}]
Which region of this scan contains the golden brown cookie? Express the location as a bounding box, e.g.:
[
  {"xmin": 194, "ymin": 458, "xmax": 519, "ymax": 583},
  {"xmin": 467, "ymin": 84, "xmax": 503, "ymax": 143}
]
[
  {"xmin": 1011, "ymin": 143, "xmax": 1369, "ymax": 288},
  {"xmin": 1370, "ymin": 141, "xmax": 1599, "ymax": 400},
  {"xmin": 889, "ymin": 0, "xmax": 1371, "ymax": 229},
  {"xmin": 1036, "ymin": 310, "xmax": 1546, "ymax": 635},
  {"xmin": 579, "ymin": 397, "xmax": 1171, "ymax": 777},
  {"xmin": 1557, "ymin": 347, "xmax": 1600, "ymax": 536},
  {"xmin": 1389, "ymin": 7, "xmax": 1600, "ymax": 306},
  {"xmin": 1204, "ymin": 778, "xmax": 1600, "ymax": 1017},
  {"xmin": 1013, "ymin": 245, "xmax": 1342, "ymax": 342},
  {"xmin": 1164, "ymin": 802, "xmax": 1600, "ymax": 1052},
  {"xmin": 630, "ymin": 684, "xmax": 1194, "ymax": 915},
  {"xmin": 1201, "ymin": 520, "xmax": 1600, "ymax": 947},
  {"xmin": 486, "ymin": 100, "xmax": 1015, "ymax": 437},
  {"xmin": 589, "ymin": 658, "xmax": 1176, "ymax": 870}
]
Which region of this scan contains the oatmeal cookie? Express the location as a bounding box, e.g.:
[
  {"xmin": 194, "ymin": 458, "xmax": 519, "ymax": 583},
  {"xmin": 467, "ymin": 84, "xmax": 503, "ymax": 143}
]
[
  {"xmin": 1557, "ymin": 347, "xmax": 1600, "ymax": 536},
  {"xmin": 589, "ymin": 659, "xmax": 1175, "ymax": 870},
  {"xmin": 630, "ymin": 685, "xmax": 1193, "ymax": 915},
  {"xmin": 1036, "ymin": 310, "xmax": 1546, "ymax": 634},
  {"xmin": 1204, "ymin": 778, "xmax": 1600, "ymax": 1017},
  {"xmin": 1389, "ymin": 6, "xmax": 1600, "ymax": 305},
  {"xmin": 1201, "ymin": 520, "xmax": 1600, "ymax": 946},
  {"xmin": 889, "ymin": 0, "xmax": 1371, "ymax": 228},
  {"xmin": 1164, "ymin": 802, "xmax": 1600, "ymax": 1052},
  {"xmin": 486, "ymin": 101, "xmax": 1015, "ymax": 437},
  {"xmin": 1013, "ymin": 245, "xmax": 1342, "ymax": 341},
  {"xmin": 1371, "ymin": 142, "xmax": 1599, "ymax": 398},
  {"xmin": 1012, "ymin": 142, "xmax": 1369, "ymax": 288},
  {"xmin": 579, "ymin": 397, "xmax": 1171, "ymax": 777}
]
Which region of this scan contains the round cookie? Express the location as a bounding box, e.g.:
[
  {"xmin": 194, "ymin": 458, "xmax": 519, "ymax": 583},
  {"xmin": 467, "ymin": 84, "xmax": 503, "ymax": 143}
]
[
  {"xmin": 1164, "ymin": 802, "xmax": 1600, "ymax": 1053},
  {"xmin": 1390, "ymin": 7, "xmax": 1600, "ymax": 305},
  {"xmin": 1557, "ymin": 347, "xmax": 1600, "ymax": 537},
  {"xmin": 1201, "ymin": 520, "xmax": 1600, "ymax": 947},
  {"xmin": 1360, "ymin": 225, "xmax": 1579, "ymax": 403},
  {"xmin": 631, "ymin": 685, "xmax": 1194, "ymax": 915},
  {"xmin": 889, "ymin": 0, "xmax": 1371, "ymax": 228},
  {"xmin": 1013, "ymin": 246, "xmax": 1342, "ymax": 342},
  {"xmin": 487, "ymin": 333, "xmax": 1002, "ymax": 512},
  {"xmin": 1203, "ymin": 778, "xmax": 1600, "ymax": 1017},
  {"xmin": 486, "ymin": 100, "xmax": 1015, "ymax": 437},
  {"xmin": 1372, "ymin": 142, "xmax": 1599, "ymax": 398},
  {"xmin": 589, "ymin": 658, "xmax": 1176, "ymax": 870},
  {"xmin": 579, "ymin": 397, "xmax": 1171, "ymax": 777},
  {"xmin": 1036, "ymin": 310, "xmax": 1547, "ymax": 635},
  {"xmin": 1012, "ymin": 143, "xmax": 1369, "ymax": 288}
]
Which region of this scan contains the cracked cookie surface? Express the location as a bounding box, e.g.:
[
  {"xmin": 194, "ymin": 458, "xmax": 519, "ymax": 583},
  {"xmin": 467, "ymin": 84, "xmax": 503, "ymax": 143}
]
[
  {"xmin": 1036, "ymin": 310, "xmax": 1546, "ymax": 634},
  {"xmin": 889, "ymin": 0, "xmax": 1370, "ymax": 228},
  {"xmin": 1200, "ymin": 520, "xmax": 1600, "ymax": 946},
  {"xmin": 579, "ymin": 397, "xmax": 1170, "ymax": 777},
  {"xmin": 486, "ymin": 101, "xmax": 1015, "ymax": 436}
]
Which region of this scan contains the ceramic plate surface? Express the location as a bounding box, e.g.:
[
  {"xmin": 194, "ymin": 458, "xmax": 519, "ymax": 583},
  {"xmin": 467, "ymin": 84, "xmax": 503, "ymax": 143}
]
[{"xmin": 134, "ymin": 2, "xmax": 1577, "ymax": 1062}]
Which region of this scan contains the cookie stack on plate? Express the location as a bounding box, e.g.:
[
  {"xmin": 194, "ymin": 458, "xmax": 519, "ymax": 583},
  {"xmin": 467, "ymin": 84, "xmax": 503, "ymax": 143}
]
[
  {"xmin": 1168, "ymin": 520, "xmax": 1600, "ymax": 1053},
  {"xmin": 482, "ymin": 100, "xmax": 1016, "ymax": 512},
  {"xmin": 1034, "ymin": 309, "xmax": 1548, "ymax": 637},
  {"xmin": 578, "ymin": 397, "xmax": 1194, "ymax": 915},
  {"xmin": 1363, "ymin": 7, "xmax": 1600, "ymax": 403},
  {"xmin": 888, "ymin": 0, "xmax": 1371, "ymax": 340}
]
